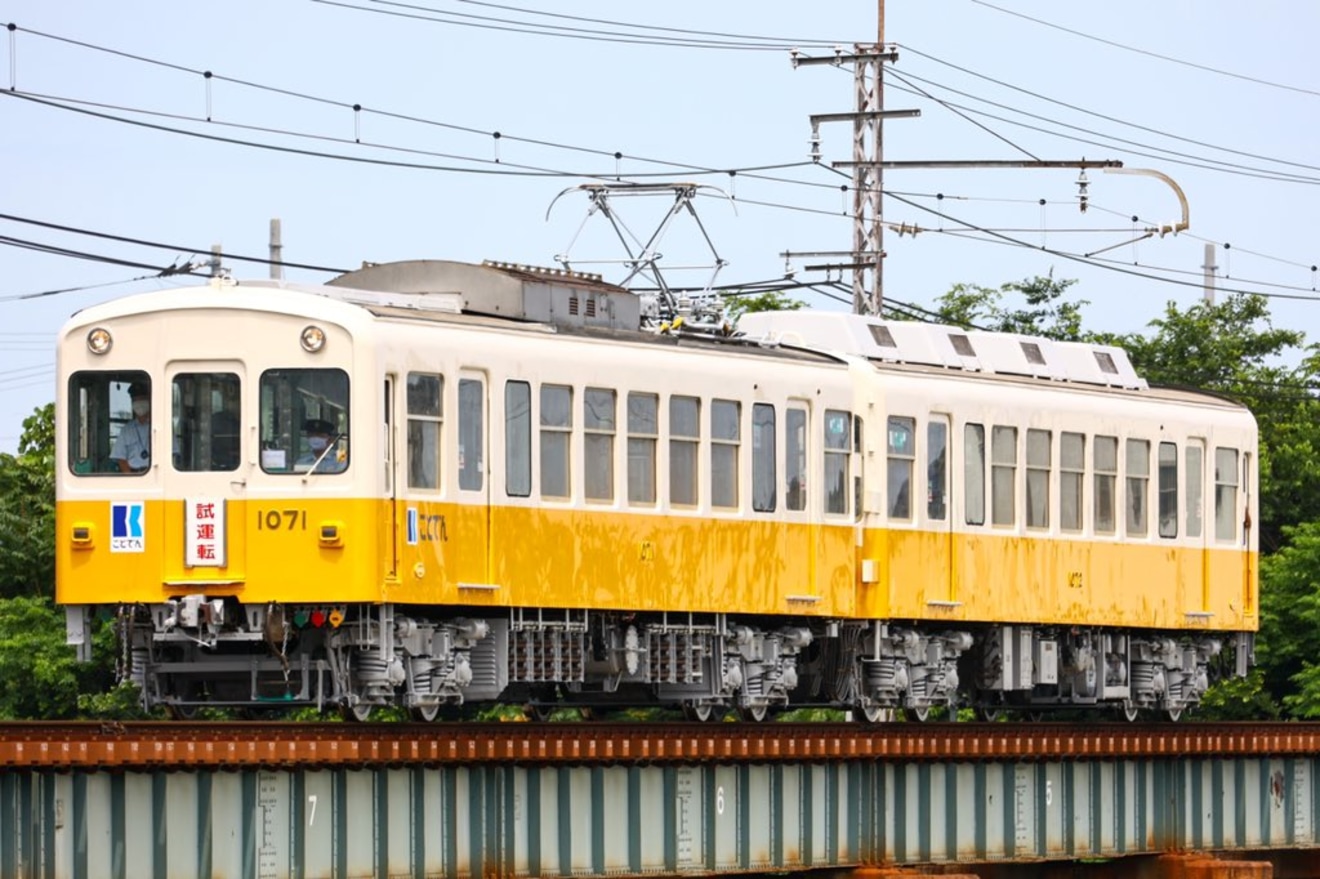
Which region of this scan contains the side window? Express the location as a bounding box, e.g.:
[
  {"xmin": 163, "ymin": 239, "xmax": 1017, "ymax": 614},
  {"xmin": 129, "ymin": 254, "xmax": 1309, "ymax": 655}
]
[
  {"xmin": 584, "ymin": 387, "xmax": 616, "ymax": 502},
  {"xmin": 991, "ymin": 425, "xmax": 1017, "ymax": 526},
  {"xmin": 504, "ymin": 380, "xmax": 530, "ymax": 497},
  {"xmin": 964, "ymin": 423, "xmax": 985, "ymax": 526},
  {"xmin": 457, "ymin": 378, "xmax": 484, "ymax": 491},
  {"xmin": 260, "ymin": 368, "xmax": 349, "ymax": 474},
  {"xmin": 669, "ymin": 395, "xmax": 700, "ymax": 506},
  {"xmin": 1185, "ymin": 443, "xmax": 1204, "ymax": 538},
  {"xmin": 408, "ymin": 372, "xmax": 444, "ymax": 491},
  {"xmin": 887, "ymin": 416, "xmax": 915, "ymax": 520},
  {"xmin": 540, "ymin": 385, "xmax": 572, "ymax": 499},
  {"xmin": 711, "ymin": 399, "xmax": 741, "ymax": 509},
  {"xmin": 173, "ymin": 372, "xmax": 241, "ymax": 472},
  {"xmin": 786, "ymin": 406, "xmax": 808, "ymax": 512},
  {"xmin": 752, "ymin": 403, "xmax": 776, "ymax": 513},
  {"xmin": 824, "ymin": 409, "xmax": 851, "ymax": 515},
  {"xmin": 1214, "ymin": 447, "xmax": 1239, "ymax": 541},
  {"xmin": 627, "ymin": 392, "xmax": 658, "ymax": 505},
  {"xmin": 1126, "ymin": 438, "xmax": 1149, "ymax": 537},
  {"xmin": 1158, "ymin": 442, "xmax": 1178, "ymax": 538},
  {"xmin": 1026, "ymin": 429, "xmax": 1050, "ymax": 529},
  {"xmin": 927, "ymin": 419, "xmax": 948, "ymax": 521},
  {"xmin": 69, "ymin": 371, "xmax": 152, "ymax": 475},
  {"xmin": 1094, "ymin": 435, "xmax": 1118, "ymax": 534},
  {"xmin": 1060, "ymin": 432, "xmax": 1085, "ymax": 532}
]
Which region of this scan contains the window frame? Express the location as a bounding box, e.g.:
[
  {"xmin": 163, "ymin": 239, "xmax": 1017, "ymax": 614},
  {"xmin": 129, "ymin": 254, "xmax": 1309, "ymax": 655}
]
[
  {"xmin": 710, "ymin": 399, "xmax": 741, "ymax": 509},
  {"xmin": 1059, "ymin": 431, "xmax": 1085, "ymax": 533},
  {"xmin": 540, "ymin": 384, "xmax": 573, "ymax": 500},
  {"xmin": 407, "ymin": 372, "xmax": 445, "ymax": 492},
  {"xmin": 583, "ymin": 387, "xmax": 616, "ymax": 502},
  {"xmin": 886, "ymin": 415, "xmax": 916, "ymax": 520},
  {"xmin": 669, "ymin": 395, "xmax": 701, "ymax": 507}
]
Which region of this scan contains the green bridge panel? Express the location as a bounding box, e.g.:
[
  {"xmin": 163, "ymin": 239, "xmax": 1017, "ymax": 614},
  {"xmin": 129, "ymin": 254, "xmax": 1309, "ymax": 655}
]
[{"xmin": 0, "ymin": 755, "xmax": 1316, "ymax": 878}]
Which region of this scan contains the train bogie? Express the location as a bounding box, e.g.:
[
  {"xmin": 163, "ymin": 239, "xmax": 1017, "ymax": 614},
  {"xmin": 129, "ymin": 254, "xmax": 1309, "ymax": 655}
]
[{"xmin": 55, "ymin": 261, "xmax": 1257, "ymax": 721}]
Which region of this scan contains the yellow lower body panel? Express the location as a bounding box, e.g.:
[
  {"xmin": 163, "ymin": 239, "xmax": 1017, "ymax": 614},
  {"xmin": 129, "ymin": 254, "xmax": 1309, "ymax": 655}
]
[{"xmin": 57, "ymin": 497, "xmax": 1256, "ymax": 634}]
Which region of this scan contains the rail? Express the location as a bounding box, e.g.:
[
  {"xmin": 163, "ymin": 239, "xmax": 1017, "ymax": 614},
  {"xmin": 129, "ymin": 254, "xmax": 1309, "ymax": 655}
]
[{"xmin": 2, "ymin": 720, "xmax": 1317, "ymax": 769}]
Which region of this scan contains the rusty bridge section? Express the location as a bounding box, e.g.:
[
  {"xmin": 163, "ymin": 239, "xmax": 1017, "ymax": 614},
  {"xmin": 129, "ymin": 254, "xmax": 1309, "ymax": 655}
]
[{"xmin": 2, "ymin": 721, "xmax": 1319, "ymax": 878}]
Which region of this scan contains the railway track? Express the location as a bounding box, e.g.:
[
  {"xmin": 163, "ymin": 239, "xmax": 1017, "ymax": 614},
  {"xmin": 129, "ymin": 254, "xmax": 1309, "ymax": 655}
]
[{"xmin": 2, "ymin": 721, "xmax": 1317, "ymax": 769}]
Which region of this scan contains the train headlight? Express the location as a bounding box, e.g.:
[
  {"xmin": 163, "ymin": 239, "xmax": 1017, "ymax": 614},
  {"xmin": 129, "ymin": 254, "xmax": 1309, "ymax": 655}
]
[
  {"xmin": 87, "ymin": 327, "xmax": 112, "ymax": 355},
  {"xmin": 300, "ymin": 325, "xmax": 326, "ymax": 353}
]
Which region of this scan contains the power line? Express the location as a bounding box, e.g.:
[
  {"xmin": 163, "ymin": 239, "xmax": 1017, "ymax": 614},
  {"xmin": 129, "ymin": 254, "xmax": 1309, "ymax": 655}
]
[
  {"xmin": 315, "ymin": 0, "xmax": 828, "ymax": 51},
  {"xmin": 874, "ymin": 182, "xmax": 1320, "ymax": 304},
  {"xmin": 0, "ymin": 212, "xmax": 351, "ymax": 274},
  {"xmin": 896, "ymin": 45, "xmax": 1320, "ymax": 178},
  {"xmin": 969, "ymin": 0, "xmax": 1320, "ymax": 99},
  {"xmin": 452, "ymin": 0, "xmax": 847, "ymax": 46}
]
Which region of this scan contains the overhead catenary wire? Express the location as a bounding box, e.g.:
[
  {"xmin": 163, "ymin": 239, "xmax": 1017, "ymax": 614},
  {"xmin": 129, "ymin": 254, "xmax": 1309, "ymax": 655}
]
[
  {"xmin": 3, "ymin": 22, "xmax": 1317, "ymax": 307},
  {"xmin": 895, "ymin": 44, "xmax": 1320, "ymax": 177},
  {"xmin": 968, "ymin": 0, "xmax": 1320, "ymax": 99},
  {"xmin": 315, "ymin": 0, "xmax": 834, "ymax": 51}
]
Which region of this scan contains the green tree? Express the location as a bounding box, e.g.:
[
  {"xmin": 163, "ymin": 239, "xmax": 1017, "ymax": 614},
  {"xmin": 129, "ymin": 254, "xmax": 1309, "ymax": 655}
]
[
  {"xmin": 725, "ymin": 289, "xmax": 806, "ymax": 321},
  {"xmin": 0, "ymin": 404, "xmax": 56, "ymax": 598},
  {"xmin": 908, "ymin": 273, "xmax": 1088, "ymax": 341},
  {"xmin": 1257, "ymin": 521, "xmax": 1320, "ymax": 716}
]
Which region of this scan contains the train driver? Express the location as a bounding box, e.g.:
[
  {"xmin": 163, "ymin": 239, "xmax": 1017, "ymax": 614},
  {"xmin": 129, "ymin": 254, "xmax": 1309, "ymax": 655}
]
[
  {"xmin": 298, "ymin": 418, "xmax": 346, "ymax": 473},
  {"xmin": 110, "ymin": 382, "xmax": 152, "ymax": 473}
]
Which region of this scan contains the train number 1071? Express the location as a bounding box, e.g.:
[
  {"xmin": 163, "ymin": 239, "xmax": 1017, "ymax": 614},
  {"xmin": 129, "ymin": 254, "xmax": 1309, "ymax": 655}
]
[{"xmin": 256, "ymin": 509, "xmax": 308, "ymax": 530}]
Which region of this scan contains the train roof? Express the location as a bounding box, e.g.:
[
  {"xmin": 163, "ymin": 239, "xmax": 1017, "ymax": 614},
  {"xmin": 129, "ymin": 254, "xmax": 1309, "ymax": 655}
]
[{"xmin": 736, "ymin": 310, "xmax": 1148, "ymax": 391}]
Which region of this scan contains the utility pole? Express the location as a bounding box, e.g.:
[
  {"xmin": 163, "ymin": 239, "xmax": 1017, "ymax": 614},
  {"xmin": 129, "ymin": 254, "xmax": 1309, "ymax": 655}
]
[
  {"xmin": 794, "ymin": 1, "xmax": 1128, "ymax": 317},
  {"xmin": 269, "ymin": 218, "xmax": 284, "ymax": 280},
  {"xmin": 1202, "ymin": 243, "xmax": 1217, "ymax": 304},
  {"xmin": 795, "ymin": 41, "xmax": 913, "ymax": 316}
]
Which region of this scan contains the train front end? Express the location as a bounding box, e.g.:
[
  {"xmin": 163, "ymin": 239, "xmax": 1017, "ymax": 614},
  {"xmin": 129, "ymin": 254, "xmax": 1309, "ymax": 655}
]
[{"xmin": 56, "ymin": 281, "xmax": 383, "ymax": 715}]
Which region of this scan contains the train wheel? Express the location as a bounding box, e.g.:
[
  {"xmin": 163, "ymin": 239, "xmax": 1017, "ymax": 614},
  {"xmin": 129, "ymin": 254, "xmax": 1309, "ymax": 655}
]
[
  {"xmin": 410, "ymin": 704, "xmax": 442, "ymax": 722},
  {"xmin": 1120, "ymin": 701, "xmax": 1140, "ymax": 723},
  {"xmin": 341, "ymin": 703, "xmax": 374, "ymax": 722},
  {"xmin": 682, "ymin": 703, "xmax": 719, "ymax": 722},
  {"xmin": 903, "ymin": 706, "xmax": 932, "ymax": 723},
  {"xmin": 974, "ymin": 707, "xmax": 1005, "ymax": 722},
  {"xmin": 737, "ymin": 704, "xmax": 769, "ymax": 722},
  {"xmin": 166, "ymin": 703, "xmax": 199, "ymax": 720},
  {"xmin": 858, "ymin": 705, "xmax": 897, "ymax": 723},
  {"xmin": 1164, "ymin": 707, "xmax": 1184, "ymax": 722}
]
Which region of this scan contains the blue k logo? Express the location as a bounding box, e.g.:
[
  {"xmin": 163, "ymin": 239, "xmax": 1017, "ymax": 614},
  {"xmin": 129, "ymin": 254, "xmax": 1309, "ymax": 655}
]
[{"xmin": 111, "ymin": 502, "xmax": 145, "ymax": 552}]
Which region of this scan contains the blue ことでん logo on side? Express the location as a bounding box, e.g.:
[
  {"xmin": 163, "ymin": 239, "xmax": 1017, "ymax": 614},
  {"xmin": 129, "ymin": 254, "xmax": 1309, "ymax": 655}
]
[{"xmin": 111, "ymin": 502, "xmax": 145, "ymax": 553}]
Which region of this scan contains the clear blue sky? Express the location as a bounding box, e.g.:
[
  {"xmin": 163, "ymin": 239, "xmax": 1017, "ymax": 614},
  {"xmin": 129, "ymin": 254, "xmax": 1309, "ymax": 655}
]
[{"xmin": 2, "ymin": 1, "xmax": 1317, "ymax": 452}]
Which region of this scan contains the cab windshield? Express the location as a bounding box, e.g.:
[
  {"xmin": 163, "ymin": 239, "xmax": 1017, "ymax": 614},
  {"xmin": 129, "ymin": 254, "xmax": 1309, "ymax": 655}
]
[{"xmin": 259, "ymin": 368, "xmax": 350, "ymax": 474}]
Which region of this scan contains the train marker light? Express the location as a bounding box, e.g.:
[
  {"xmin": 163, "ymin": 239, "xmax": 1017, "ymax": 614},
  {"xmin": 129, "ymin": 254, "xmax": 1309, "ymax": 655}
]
[
  {"xmin": 293, "ymin": 609, "xmax": 310, "ymax": 628},
  {"xmin": 309, "ymin": 610, "xmax": 326, "ymax": 628},
  {"xmin": 87, "ymin": 327, "xmax": 112, "ymax": 354},
  {"xmin": 319, "ymin": 521, "xmax": 343, "ymax": 547},
  {"xmin": 328, "ymin": 608, "xmax": 345, "ymax": 627},
  {"xmin": 300, "ymin": 325, "xmax": 326, "ymax": 353},
  {"xmin": 71, "ymin": 522, "xmax": 95, "ymax": 548}
]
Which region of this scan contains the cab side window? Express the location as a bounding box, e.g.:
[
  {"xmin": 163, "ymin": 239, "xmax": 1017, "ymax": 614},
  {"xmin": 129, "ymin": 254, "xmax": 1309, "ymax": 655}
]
[{"xmin": 68, "ymin": 371, "xmax": 151, "ymax": 476}]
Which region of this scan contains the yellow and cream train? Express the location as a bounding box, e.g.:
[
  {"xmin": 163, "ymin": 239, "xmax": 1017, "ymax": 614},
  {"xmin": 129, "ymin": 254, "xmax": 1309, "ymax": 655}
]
[{"xmin": 55, "ymin": 260, "xmax": 1257, "ymax": 721}]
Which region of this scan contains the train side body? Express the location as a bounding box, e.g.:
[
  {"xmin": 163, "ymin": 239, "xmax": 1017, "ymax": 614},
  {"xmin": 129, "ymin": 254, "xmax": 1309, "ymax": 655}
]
[{"xmin": 54, "ymin": 262, "xmax": 1257, "ymax": 721}]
